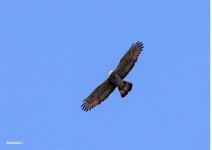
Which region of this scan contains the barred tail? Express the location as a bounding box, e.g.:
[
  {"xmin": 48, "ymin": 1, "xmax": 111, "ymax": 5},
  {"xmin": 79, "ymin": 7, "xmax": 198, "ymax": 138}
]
[{"xmin": 118, "ymin": 81, "xmax": 133, "ymax": 98}]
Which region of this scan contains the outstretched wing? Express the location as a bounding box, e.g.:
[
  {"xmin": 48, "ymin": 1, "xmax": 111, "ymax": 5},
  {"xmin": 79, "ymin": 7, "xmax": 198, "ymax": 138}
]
[
  {"xmin": 81, "ymin": 79, "xmax": 116, "ymax": 111},
  {"xmin": 115, "ymin": 41, "xmax": 144, "ymax": 79}
]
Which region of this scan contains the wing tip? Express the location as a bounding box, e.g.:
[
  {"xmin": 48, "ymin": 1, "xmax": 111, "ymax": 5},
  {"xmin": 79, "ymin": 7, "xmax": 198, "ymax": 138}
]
[
  {"xmin": 134, "ymin": 41, "xmax": 144, "ymax": 51},
  {"xmin": 81, "ymin": 99, "xmax": 94, "ymax": 112},
  {"xmin": 81, "ymin": 99, "xmax": 89, "ymax": 112},
  {"xmin": 81, "ymin": 106, "xmax": 90, "ymax": 112}
]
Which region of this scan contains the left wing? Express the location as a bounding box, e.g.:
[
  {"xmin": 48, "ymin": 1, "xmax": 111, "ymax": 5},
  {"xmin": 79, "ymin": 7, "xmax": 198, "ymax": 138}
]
[
  {"xmin": 81, "ymin": 79, "xmax": 116, "ymax": 112},
  {"xmin": 115, "ymin": 41, "xmax": 144, "ymax": 79}
]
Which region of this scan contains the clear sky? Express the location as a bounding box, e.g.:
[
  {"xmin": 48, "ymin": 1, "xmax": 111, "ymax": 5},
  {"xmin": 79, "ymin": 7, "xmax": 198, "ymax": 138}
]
[{"xmin": 0, "ymin": 0, "xmax": 209, "ymax": 149}]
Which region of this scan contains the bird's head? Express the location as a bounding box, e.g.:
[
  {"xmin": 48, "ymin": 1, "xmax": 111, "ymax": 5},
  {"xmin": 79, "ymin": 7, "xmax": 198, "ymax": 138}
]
[{"xmin": 108, "ymin": 70, "xmax": 114, "ymax": 76}]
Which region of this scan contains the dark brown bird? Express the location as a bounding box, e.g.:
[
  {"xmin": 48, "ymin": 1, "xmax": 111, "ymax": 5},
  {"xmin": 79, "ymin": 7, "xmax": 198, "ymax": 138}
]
[{"xmin": 81, "ymin": 41, "xmax": 144, "ymax": 111}]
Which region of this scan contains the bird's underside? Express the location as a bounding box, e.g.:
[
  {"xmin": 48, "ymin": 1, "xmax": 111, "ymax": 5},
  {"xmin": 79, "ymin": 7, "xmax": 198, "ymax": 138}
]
[{"xmin": 81, "ymin": 41, "xmax": 144, "ymax": 112}]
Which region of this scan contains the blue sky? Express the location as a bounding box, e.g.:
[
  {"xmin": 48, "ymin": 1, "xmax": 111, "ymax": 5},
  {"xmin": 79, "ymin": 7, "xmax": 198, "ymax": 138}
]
[{"xmin": 0, "ymin": 0, "xmax": 209, "ymax": 149}]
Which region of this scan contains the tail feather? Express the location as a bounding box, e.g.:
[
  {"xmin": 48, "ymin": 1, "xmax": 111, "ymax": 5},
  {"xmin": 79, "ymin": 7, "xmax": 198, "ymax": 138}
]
[{"xmin": 118, "ymin": 81, "xmax": 133, "ymax": 98}]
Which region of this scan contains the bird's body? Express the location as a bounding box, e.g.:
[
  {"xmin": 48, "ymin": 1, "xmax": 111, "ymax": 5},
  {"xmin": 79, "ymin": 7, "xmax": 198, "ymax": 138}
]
[
  {"xmin": 109, "ymin": 70, "xmax": 133, "ymax": 98},
  {"xmin": 109, "ymin": 71, "xmax": 124, "ymax": 89},
  {"xmin": 81, "ymin": 41, "xmax": 144, "ymax": 111}
]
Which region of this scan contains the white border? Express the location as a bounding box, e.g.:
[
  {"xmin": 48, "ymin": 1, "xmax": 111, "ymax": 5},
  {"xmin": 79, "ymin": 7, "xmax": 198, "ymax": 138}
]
[{"xmin": 210, "ymin": 0, "xmax": 211, "ymax": 149}]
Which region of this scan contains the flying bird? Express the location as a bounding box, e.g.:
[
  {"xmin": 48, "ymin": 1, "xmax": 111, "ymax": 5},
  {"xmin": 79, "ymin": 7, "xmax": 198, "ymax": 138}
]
[{"xmin": 81, "ymin": 41, "xmax": 144, "ymax": 111}]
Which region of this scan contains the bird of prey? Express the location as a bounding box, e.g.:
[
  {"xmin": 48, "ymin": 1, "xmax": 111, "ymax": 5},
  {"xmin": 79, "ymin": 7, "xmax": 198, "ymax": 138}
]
[{"xmin": 81, "ymin": 41, "xmax": 144, "ymax": 111}]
